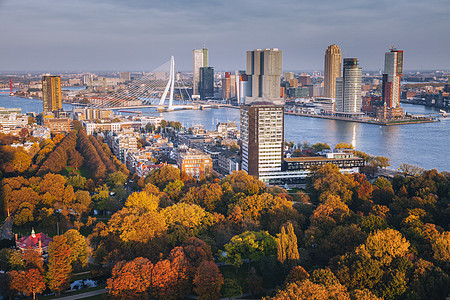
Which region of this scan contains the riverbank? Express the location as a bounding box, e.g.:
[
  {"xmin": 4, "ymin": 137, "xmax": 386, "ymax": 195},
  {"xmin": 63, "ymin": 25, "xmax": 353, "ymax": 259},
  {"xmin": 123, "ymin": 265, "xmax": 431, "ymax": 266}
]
[{"xmin": 285, "ymin": 111, "xmax": 436, "ymax": 126}]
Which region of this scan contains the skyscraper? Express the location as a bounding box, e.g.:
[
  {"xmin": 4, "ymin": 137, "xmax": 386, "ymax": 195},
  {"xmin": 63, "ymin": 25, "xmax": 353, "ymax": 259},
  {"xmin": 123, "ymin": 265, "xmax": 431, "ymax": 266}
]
[
  {"xmin": 193, "ymin": 48, "xmax": 208, "ymax": 96},
  {"xmin": 335, "ymin": 58, "xmax": 362, "ymax": 115},
  {"xmin": 382, "ymin": 48, "xmax": 403, "ymax": 108},
  {"xmin": 241, "ymin": 48, "xmax": 284, "ymax": 181},
  {"xmin": 240, "ymin": 102, "xmax": 284, "ymax": 179},
  {"xmin": 199, "ymin": 67, "xmax": 214, "ymax": 99},
  {"xmin": 324, "ymin": 44, "xmax": 342, "ymax": 99},
  {"xmin": 42, "ymin": 75, "xmax": 62, "ymax": 112},
  {"xmin": 245, "ymin": 48, "xmax": 283, "ymax": 105}
]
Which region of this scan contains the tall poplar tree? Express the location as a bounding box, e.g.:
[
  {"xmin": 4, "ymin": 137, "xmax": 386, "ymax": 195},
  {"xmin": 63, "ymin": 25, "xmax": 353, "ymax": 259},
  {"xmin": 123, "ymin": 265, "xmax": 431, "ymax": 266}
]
[{"xmin": 45, "ymin": 235, "xmax": 72, "ymax": 295}]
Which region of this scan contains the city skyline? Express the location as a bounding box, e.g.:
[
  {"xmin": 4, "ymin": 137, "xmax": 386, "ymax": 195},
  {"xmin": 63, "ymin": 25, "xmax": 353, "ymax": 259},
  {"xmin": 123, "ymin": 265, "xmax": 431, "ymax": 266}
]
[{"xmin": 0, "ymin": 0, "xmax": 449, "ymax": 72}]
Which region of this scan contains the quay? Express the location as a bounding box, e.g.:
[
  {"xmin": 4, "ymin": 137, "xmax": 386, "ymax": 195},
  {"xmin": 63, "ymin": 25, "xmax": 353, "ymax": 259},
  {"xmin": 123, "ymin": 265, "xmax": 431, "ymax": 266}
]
[{"xmin": 285, "ymin": 111, "xmax": 436, "ymax": 126}]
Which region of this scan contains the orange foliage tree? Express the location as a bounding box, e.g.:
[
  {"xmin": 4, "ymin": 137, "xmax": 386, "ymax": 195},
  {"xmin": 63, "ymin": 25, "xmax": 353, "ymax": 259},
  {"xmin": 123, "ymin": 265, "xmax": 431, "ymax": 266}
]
[{"xmin": 193, "ymin": 260, "xmax": 224, "ymax": 300}]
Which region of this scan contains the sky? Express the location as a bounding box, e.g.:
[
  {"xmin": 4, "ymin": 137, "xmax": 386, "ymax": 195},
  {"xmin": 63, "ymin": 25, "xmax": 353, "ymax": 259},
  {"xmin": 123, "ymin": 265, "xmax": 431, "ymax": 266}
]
[{"xmin": 0, "ymin": 0, "xmax": 449, "ymax": 72}]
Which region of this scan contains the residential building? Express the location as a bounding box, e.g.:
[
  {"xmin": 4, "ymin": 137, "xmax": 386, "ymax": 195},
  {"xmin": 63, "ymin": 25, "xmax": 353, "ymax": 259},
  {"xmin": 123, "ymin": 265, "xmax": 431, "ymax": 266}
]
[
  {"xmin": 335, "ymin": 58, "xmax": 362, "ymax": 116},
  {"xmin": 382, "ymin": 48, "xmax": 403, "ymax": 108},
  {"xmin": 42, "ymin": 75, "xmax": 62, "ymax": 112},
  {"xmin": 245, "ymin": 48, "xmax": 283, "ymax": 105},
  {"xmin": 43, "ymin": 117, "xmax": 72, "ymax": 133},
  {"xmin": 176, "ymin": 147, "xmax": 212, "ymax": 178},
  {"xmin": 240, "ymin": 102, "xmax": 284, "ymax": 181},
  {"xmin": 193, "ymin": 48, "xmax": 208, "ymax": 96},
  {"xmin": 324, "ymin": 44, "xmax": 342, "ymax": 99}
]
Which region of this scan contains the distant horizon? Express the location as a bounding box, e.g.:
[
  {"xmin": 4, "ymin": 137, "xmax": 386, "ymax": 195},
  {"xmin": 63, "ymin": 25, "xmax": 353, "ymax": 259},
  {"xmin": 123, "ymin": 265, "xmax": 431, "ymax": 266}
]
[{"xmin": 1, "ymin": 69, "xmax": 449, "ymax": 75}]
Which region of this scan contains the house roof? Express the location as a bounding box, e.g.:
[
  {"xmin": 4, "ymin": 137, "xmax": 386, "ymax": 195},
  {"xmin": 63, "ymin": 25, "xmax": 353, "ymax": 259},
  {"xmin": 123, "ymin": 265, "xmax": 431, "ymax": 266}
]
[{"xmin": 16, "ymin": 232, "xmax": 53, "ymax": 250}]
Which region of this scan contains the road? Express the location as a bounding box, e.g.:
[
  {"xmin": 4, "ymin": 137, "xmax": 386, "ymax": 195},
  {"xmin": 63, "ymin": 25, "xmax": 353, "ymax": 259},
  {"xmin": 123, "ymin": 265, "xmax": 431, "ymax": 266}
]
[{"xmin": 54, "ymin": 288, "xmax": 107, "ymax": 300}]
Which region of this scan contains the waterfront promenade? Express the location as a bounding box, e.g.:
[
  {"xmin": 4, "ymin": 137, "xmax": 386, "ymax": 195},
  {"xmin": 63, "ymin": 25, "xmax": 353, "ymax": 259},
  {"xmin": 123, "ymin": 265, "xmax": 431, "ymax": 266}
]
[{"xmin": 285, "ymin": 111, "xmax": 437, "ymax": 125}]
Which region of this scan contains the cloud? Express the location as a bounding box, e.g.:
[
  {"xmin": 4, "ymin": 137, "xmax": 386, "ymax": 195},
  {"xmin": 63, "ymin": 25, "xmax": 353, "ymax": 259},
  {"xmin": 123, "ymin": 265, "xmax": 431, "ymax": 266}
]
[{"xmin": 0, "ymin": 0, "xmax": 449, "ymax": 71}]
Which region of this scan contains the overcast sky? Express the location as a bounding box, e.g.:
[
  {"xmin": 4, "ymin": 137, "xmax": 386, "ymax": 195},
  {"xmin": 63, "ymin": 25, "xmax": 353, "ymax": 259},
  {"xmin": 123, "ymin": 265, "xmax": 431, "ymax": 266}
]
[{"xmin": 0, "ymin": 0, "xmax": 449, "ymax": 72}]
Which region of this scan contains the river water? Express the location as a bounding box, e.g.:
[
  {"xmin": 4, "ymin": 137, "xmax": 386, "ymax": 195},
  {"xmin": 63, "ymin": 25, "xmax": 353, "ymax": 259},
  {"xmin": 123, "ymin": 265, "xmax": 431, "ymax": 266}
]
[{"xmin": 1, "ymin": 94, "xmax": 448, "ymax": 172}]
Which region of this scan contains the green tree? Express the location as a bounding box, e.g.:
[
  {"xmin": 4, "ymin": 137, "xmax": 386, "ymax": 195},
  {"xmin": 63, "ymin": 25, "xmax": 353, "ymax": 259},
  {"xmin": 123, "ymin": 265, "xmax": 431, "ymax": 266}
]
[
  {"xmin": 223, "ymin": 231, "xmax": 277, "ymax": 268},
  {"xmin": 220, "ymin": 279, "xmax": 242, "ymax": 299}
]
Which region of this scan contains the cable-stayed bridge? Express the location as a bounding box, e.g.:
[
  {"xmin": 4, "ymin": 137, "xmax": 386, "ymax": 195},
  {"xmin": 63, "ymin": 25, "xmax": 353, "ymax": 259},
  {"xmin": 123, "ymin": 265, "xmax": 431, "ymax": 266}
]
[{"xmin": 83, "ymin": 56, "xmax": 196, "ymax": 111}]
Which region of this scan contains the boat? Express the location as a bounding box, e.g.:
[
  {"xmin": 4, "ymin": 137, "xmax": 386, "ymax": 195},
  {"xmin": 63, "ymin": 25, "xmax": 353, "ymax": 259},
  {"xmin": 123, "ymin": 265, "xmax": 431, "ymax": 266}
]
[{"xmin": 439, "ymin": 109, "xmax": 447, "ymax": 117}]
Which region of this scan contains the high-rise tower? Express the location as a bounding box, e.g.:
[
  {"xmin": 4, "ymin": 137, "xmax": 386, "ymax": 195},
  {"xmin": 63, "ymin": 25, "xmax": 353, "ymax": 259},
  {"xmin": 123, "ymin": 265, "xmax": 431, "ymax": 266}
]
[
  {"xmin": 335, "ymin": 58, "xmax": 362, "ymax": 114},
  {"xmin": 193, "ymin": 48, "xmax": 208, "ymax": 96},
  {"xmin": 241, "ymin": 48, "xmax": 284, "ymax": 181},
  {"xmin": 42, "ymin": 75, "xmax": 62, "ymax": 113},
  {"xmin": 382, "ymin": 47, "xmax": 403, "ymax": 108},
  {"xmin": 324, "ymin": 44, "xmax": 342, "ymax": 99},
  {"xmin": 245, "ymin": 48, "xmax": 283, "ymax": 105}
]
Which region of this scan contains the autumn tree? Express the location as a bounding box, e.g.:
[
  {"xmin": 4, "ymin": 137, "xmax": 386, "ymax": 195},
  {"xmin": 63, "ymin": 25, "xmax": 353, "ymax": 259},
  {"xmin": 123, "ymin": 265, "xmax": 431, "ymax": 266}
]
[
  {"xmin": 9, "ymin": 269, "xmax": 46, "ymax": 300},
  {"xmin": 125, "ymin": 191, "xmax": 159, "ymax": 212},
  {"xmin": 193, "ymin": 260, "xmax": 224, "ymax": 300},
  {"xmin": 107, "ymin": 257, "xmax": 153, "ymax": 299},
  {"xmin": 276, "ymin": 223, "xmax": 300, "ymax": 264},
  {"xmin": 63, "ymin": 229, "xmax": 89, "ymax": 267},
  {"xmin": 268, "ymin": 279, "xmax": 350, "ymax": 300},
  {"xmin": 162, "ymin": 203, "xmax": 213, "ymax": 244},
  {"xmin": 45, "ymin": 235, "xmax": 72, "ymax": 294},
  {"xmin": 108, "ymin": 207, "xmax": 167, "ymax": 244}
]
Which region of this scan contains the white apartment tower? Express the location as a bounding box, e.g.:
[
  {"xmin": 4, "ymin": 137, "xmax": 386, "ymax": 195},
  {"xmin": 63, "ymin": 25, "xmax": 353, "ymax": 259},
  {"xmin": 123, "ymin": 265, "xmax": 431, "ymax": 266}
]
[
  {"xmin": 335, "ymin": 58, "xmax": 362, "ymax": 115},
  {"xmin": 193, "ymin": 48, "xmax": 208, "ymax": 97}
]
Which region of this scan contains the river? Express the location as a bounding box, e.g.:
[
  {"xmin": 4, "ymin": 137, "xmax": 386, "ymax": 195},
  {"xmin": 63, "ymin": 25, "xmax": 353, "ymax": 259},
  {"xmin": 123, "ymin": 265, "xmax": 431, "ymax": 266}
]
[{"xmin": 1, "ymin": 94, "xmax": 448, "ymax": 172}]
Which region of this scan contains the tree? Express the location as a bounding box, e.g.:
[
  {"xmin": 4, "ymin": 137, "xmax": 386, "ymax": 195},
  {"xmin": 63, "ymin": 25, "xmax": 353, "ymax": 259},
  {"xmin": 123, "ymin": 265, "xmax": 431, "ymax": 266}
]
[
  {"xmin": 220, "ymin": 279, "xmax": 242, "ymax": 299},
  {"xmin": 268, "ymin": 279, "xmax": 350, "ymax": 300},
  {"xmin": 46, "ymin": 235, "xmax": 72, "ymax": 294},
  {"xmin": 63, "ymin": 229, "xmax": 89, "ymax": 267},
  {"xmin": 398, "ymin": 163, "xmax": 424, "ymax": 176},
  {"xmin": 223, "ymin": 231, "xmax": 277, "ymax": 268},
  {"xmin": 153, "ymin": 165, "xmax": 181, "ymax": 189},
  {"xmin": 107, "ymin": 257, "xmax": 153, "ymax": 299},
  {"xmin": 125, "ymin": 191, "xmax": 159, "ymax": 212},
  {"xmin": 151, "ymin": 259, "xmax": 184, "ymax": 300},
  {"xmin": 108, "ymin": 207, "xmax": 167, "ymax": 243},
  {"xmin": 285, "ymin": 265, "xmax": 309, "ymax": 284},
  {"xmin": 193, "ymin": 260, "xmax": 224, "ymax": 300},
  {"xmin": 276, "ymin": 223, "xmax": 299, "ymax": 264},
  {"xmin": 162, "ymin": 203, "xmax": 213, "ymax": 244},
  {"xmin": 335, "ymin": 142, "xmax": 354, "ymax": 150},
  {"xmin": 10, "ymin": 269, "xmax": 46, "ymax": 300},
  {"xmin": 108, "ymin": 171, "xmax": 128, "ymax": 188},
  {"xmin": 357, "ymin": 229, "xmax": 410, "ymax": 266}
]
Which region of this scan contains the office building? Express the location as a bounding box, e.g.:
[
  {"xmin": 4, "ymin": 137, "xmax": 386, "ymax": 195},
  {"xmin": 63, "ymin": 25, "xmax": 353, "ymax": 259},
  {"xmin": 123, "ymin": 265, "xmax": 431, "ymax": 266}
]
[
  {"xmin": 382, "ymin": 48, "xmax": 403, "ymax": 108},
  {"xmin": 222, "ymin": 72, "xmax": 231, "ymax": 99},
  {"xmin": 193, "ymin": 48, "xmax": 208, "ymax": 96},
  {"xmin": 42, "ymin": 75, "xmax": 62, "ymax": 112},
  {"xmin": 120, "ymin": 72, "xmax": 131, "ymax": 82},
  {"xmin": 240, "ymin": 102, "xmax": 284, "ymax": 180},
  {"xmin": 335, "ymin": 58, "xmax": 362, "ymax": 115},
  {"xmin": 245, "ymin": 48, "xmax": 283, "ymax": 105},
  {"xmin": 324, "ymin": 45, "xmax": 342, "ymax": 99},
  {"xmin": 199, "ymin": 67, "xmax": 214, "ymax": 99},
  {"xmin": 284, "ymin": 72, "xmax": 295, "ymax": 82},
  {"xmin": 177, "ymin": 147, "xmax": 212, "ymax": 179},
  {"xmin": 298, "ymin": 75, "xmax": 311, "ymax": 86}
]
